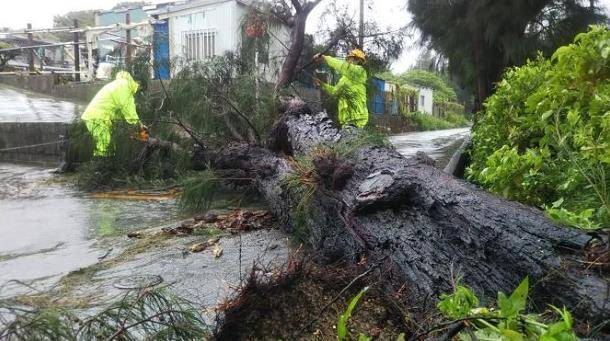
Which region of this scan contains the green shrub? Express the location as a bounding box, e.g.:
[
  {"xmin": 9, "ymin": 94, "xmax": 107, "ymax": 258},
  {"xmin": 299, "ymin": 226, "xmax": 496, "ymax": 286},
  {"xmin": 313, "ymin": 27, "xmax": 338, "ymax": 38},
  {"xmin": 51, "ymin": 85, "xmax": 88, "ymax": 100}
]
[
  {"xmin": 403, "ymin": 111, "xmax": 468, "ymax": 131},
  {"xmin": 436, "ymin": 278, "xmax": 578, "ymax": 340},
  {"xmin": 468, "ymin": 26, "xmax": 610, "ymax": 229}
]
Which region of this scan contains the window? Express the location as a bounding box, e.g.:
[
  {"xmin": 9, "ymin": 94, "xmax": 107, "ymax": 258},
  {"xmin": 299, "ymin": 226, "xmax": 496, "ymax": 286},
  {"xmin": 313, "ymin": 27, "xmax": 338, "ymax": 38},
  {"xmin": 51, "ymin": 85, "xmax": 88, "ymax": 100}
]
[
  {"xmin": 420, "ymin": 95, "xmax": 425, "ymax": 107},
  {"xmin": 182, "ymin": 29, "xmax": 216, "ymax": 61}
]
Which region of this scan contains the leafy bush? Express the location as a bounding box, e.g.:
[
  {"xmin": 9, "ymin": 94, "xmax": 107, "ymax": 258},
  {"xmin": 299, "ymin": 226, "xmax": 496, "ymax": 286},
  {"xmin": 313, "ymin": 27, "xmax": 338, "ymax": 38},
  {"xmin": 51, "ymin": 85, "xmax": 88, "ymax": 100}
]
[
  {"xmin": 437, "ymin": 277, "xmax": 578, "ymax": 340},
  {"xmin": 468, "ymin": 26, "xmax": 610, "ymax": 229},
  {"xmin": 403, "ymin": 111, "xmax": 468, "ymax": 131}
]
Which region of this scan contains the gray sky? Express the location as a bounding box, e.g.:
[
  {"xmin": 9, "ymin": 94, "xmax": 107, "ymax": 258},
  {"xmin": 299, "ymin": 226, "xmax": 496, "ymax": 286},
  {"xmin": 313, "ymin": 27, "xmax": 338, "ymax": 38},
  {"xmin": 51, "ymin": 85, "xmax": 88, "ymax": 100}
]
[{"xmin": 1, "ymin": 0, "xmax": 609, "ymax": 72}]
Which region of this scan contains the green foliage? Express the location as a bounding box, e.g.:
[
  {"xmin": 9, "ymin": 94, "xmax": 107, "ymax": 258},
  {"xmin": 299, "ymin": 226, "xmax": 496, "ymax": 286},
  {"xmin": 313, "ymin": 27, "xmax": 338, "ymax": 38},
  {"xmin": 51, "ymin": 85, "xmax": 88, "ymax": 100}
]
[
  {"xmin": 408, "ymin": 0, "xmax": 606, "ymax": 107},
  {"xmin": 179, "ymin": 170, "xmax": 220, "ymax": 213},
  {"xmin": 283, "ymin": 129, "xmax": 389, "ymax": 243},
  {"xmin": 167, "ymin": 53, "xmax": 279, "ymax": 144},
  {"xmin": 396, "ymin": 69, "xmax": 458, "ymax": 104},
  {"xmin": 436, "ymin": 277, "xmax": 578, "ymax": 340},
  {"xmin": 403, "ymin": 111, "xmax": 469, "ymax": 131},
  {"xmin": 469, "ymin": 26, "xmax": 610, "ymax": 229},
  {"xmin": 337, "ymin": 287, "xmax": 369, "ymax": 341},
  {"xmin": 0, "ymin": 287, "xmax": 210, "ymax": 340},
  {"xmin": 437, "ymin": 281, "xmax": 479, "ymax": 319}
]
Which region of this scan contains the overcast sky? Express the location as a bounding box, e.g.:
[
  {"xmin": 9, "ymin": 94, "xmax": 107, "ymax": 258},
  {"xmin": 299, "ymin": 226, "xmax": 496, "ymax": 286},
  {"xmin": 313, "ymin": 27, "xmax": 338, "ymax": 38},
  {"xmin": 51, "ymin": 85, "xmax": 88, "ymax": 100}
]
[{"xmin": 1, "ymin": 0, "xmax": 609, "ymax": 72}]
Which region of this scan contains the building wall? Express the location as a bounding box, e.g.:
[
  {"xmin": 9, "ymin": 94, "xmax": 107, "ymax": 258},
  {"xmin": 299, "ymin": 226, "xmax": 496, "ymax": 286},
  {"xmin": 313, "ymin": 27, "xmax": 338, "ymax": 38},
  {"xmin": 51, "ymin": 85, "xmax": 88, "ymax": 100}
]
[
  {"xmin": 417, "ymin": 88, "xmax": 433, "ymax": 114},
  {"xmin": 161, "ymin": 1, "xmax": 289, "ymax": 80},
  {"xmin": 166, "ymin": 2, "xmax": 235, "ymax": 64}
]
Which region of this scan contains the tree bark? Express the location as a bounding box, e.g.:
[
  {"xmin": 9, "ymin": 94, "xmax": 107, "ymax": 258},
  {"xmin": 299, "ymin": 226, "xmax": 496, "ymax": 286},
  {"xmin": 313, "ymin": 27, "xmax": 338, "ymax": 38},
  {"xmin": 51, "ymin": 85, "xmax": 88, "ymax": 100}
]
[
  {"xmin": 275, "ymin": 1, "xmax": 322, "ymax": 89},
  {"xmin": 209, "ymin": 103, "xmax": 609, "ymax": 323}
]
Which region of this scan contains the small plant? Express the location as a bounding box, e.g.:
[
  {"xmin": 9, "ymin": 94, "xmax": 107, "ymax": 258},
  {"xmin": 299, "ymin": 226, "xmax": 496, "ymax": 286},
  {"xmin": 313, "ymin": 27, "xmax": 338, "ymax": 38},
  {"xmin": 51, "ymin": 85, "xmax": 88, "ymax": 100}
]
[
  {"xmin": 436, "ymin": 277, "xmax": 578, "ymax": 340},
  {"xmin": 337, "ymin": 287, "xmax": 370, "ymax": 341}
]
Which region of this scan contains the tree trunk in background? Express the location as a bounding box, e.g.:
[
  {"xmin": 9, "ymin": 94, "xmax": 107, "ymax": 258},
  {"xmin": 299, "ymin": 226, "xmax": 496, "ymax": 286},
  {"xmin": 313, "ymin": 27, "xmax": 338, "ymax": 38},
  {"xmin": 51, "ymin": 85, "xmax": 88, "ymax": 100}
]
[
  {"xmin": 209, "ymin": 103, "xmax": 610, "ymax": 323},
  {"xmin": 275, "ymin": 1, "xmax": 322, "ymax": 89}
]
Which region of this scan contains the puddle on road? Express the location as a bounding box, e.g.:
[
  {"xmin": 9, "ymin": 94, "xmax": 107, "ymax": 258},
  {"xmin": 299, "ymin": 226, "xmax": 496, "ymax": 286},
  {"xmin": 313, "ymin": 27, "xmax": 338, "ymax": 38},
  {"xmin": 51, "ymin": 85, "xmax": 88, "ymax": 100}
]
[
  {"xmin": 0, "ymin": 163, "xmax": 185, "ymax": 297},
  {"xmin": 0, "ymin": 84, "xmax": 86, "ymax": 123}
]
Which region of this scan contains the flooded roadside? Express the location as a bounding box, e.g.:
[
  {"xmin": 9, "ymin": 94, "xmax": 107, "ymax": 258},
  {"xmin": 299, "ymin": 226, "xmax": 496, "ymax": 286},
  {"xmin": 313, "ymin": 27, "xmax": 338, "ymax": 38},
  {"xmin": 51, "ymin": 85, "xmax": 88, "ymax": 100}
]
[
  {"xmin": 0, "ymin": 162, "xmax": 185, "ymax": 298},
  {"xmin": 0, "ymin": 84, "xmax": 85, "ymax": 123}
]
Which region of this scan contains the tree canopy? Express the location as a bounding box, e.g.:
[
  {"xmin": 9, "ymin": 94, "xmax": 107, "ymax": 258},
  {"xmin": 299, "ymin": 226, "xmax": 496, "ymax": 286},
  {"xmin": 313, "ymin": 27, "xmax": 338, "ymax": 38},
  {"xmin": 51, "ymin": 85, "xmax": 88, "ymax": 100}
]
[
  {"xmin": 52, "ymin": 10, "xmax": 95, "ymax": 41},
  {"xmin": 408, "ymin": 0, "xmax": 607, "ymax": 112}
]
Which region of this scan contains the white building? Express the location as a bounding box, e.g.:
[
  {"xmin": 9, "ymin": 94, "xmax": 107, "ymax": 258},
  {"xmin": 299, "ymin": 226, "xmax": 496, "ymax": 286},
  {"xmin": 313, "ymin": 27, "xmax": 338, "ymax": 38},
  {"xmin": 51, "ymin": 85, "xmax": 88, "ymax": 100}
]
[
  {"xmin": 151, "ymin": 0, "xmax": 290, "ymax": 78},
  {"xmin": 417, "ymin": 87, "xmax": 434, "ymax": 115}
]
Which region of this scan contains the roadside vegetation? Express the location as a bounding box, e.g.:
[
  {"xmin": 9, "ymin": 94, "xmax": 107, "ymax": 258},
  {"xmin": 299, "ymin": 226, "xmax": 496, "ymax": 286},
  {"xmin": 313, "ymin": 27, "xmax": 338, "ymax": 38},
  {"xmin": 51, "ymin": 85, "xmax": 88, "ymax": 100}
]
[
  {"xmin": 0, "ymin": 287, "xmax": 210, "ymax": 340},
  {"xmin": 378, "ymin": 69, "xmax": 471, "ymax": 131},
  {"xmin": 468, "ymin": 26, "xmax": 610, "ymax": 230},
  {"xmin": 403, "ymin": 111, "xmax": 469, "ymax": 131}
]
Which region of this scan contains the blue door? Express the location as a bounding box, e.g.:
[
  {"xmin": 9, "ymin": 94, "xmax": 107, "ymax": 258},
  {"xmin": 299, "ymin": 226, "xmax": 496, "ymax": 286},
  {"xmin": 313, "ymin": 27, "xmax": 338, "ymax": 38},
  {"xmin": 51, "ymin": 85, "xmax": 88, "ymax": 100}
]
[
  {"xmin": 368, "ymin": 78, "xmax": 385, "ymax": 114},
  {"xmin": 153, "ymin": 21, "xmax": 170, "ymax": 80}
]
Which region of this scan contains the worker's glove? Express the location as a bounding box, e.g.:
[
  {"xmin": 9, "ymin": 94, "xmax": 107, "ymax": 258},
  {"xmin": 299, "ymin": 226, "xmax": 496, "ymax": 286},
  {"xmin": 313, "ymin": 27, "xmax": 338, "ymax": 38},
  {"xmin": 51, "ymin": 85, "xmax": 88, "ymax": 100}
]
[{"xmin": 313, "ymin": 53, "xmax": 324, "ymax": 63}]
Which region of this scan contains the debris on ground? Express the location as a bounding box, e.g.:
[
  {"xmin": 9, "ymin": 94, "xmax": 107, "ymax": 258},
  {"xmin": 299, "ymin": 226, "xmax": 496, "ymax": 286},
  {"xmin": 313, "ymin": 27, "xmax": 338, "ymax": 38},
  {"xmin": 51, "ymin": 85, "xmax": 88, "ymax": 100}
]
[
  {"xmin": 213, "ymin": 244, "xmax": 224, "ymax": 258},
  {"xmin": 162, "ymin": 209, "xmax": 276, "ymax": 237},
  {"xmin": 91, "ymin": 188, "xmax": 179, "ymax": 201},
  {"xmin": 215, "ymin": 260, "xmax": 407, "ymax": 340},
  {"xmin": 189, "ymin": 238, "xmax": 221, "ymax": 254}
]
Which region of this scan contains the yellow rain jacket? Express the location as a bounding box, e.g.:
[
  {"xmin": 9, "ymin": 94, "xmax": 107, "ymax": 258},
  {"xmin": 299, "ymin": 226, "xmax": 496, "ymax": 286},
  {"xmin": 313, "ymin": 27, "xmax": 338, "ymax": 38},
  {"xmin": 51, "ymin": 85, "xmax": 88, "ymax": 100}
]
[
  {"xmin": 81, "ymin": 71, "xmax": 141, "ymax": 157},
  {"xmin": 320, "ymin": 56, "xmax": 369, "ymax": 128}
]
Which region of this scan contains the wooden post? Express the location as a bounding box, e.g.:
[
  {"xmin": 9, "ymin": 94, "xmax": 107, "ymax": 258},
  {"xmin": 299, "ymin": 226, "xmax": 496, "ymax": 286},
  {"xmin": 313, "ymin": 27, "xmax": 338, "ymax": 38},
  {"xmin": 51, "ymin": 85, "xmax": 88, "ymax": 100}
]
[
  {"xmin": 73, "ymin": 19, "xmax": 80, "ymax": 81},
  {"xmin": 125, "ymin": 12, "xmax": 132, "ymax": 66},
  {"xmin": 358, "ymin": 0, "xmax": 364, "ymax": 48},
  {"xmin": 27, "ymin": 23, "xmax": 34, "ymax": 72}
]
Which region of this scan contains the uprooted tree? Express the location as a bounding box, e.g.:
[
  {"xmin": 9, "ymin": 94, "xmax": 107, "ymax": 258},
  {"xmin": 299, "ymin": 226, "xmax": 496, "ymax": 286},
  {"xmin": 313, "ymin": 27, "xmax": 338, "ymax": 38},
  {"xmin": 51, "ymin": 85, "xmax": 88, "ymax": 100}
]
[
  {"xmin": 164, "ymin": 0, "xmax": 608, "ymax": 324},
  {"xmin": 199, "ymin": 102, "xmax": 609, "ymax": 325}
]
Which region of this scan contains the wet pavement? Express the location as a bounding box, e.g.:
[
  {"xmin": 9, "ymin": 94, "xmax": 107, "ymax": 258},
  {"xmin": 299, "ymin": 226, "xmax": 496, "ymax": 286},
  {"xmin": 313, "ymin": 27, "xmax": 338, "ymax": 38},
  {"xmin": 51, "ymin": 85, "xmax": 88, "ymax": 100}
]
[
  {"xmin": 390, "ymin": 127, "xmax": 471, "ymax": 168},
  {"xmin": 0, "ymin": 84, "xmax": 85, "ymax": 123},
  {"xmin": 0, "ymin": 163, "xmax": 185, "ymax": 297}
]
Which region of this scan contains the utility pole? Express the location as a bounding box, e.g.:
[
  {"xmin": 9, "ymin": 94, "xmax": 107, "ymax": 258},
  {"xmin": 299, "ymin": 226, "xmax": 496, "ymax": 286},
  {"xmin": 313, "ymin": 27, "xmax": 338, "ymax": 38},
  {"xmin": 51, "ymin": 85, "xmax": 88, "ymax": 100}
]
[
  {"xmin": 125, "ymin": 12, "xmax": 132, "ymax": 66},
  {"xmin": 27, "ymin": 23, "xmax": 34, "ymax": 72},
  {"xmin": 358, "ymin": 0, "xmax": 364, "ymax": 48},
  {"xmin": 73, "ymin": 19, "xmax": 80, "ymax": 81}
]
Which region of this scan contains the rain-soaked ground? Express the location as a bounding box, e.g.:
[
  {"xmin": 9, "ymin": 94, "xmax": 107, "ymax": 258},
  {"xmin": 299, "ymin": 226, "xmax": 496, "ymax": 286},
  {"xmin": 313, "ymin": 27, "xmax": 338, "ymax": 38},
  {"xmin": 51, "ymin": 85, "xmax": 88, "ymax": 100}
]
[
  {"xmin": 390, "ymin": 127, "xmax": 471, "ymax": 168},
  {"xmin": 0, "ymin": 84, "xmax": 85, "ymax": 122},
  {"xmin": 0, "ymin": 162, "xmax": 290, "ymax": 312}
]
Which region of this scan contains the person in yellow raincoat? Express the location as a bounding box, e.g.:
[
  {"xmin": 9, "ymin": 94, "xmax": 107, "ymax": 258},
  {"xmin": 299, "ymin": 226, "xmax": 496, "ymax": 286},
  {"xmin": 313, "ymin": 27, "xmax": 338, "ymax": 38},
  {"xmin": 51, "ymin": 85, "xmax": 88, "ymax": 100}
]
[
  {"xmin": 314, "ymin": 49, "xmax": 369, "ymax": 128},
  {"xmin": 81, "ymin": 71, "xmax": 146, "ymax": 157}
]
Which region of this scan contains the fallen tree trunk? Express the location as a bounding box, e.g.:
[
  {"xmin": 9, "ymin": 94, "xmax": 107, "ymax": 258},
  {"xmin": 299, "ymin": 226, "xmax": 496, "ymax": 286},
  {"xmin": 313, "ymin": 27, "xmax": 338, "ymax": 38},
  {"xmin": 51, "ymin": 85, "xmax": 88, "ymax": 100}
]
[{"xmin": 210, "ymin": 103, "xmax": 609, "ymax": 323}]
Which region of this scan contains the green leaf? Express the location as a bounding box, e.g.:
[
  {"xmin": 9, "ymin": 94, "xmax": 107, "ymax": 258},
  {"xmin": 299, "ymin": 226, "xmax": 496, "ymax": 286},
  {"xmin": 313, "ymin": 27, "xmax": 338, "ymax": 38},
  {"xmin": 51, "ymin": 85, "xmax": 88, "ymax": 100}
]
[
  {"xmin": 337, "ymin": 287, "xmax": 369, "ymax": 341},
  {"xmin": 437, "ymin": 283, "xmax": 480, "ymax": 319},
  {"xmin": 541, "ymin": 110, "xmax": 554, "ymax": 121},
  {"xmin": 500, "ymin": 328, "xmax": 524, "ymax": 341},
  {"xmin": 358, "ymin": 334, "xmax": 372, "ymax": 341},
  {"xmin": 497, "ymin": 277, "xmax": 529, "ymax": 318}
]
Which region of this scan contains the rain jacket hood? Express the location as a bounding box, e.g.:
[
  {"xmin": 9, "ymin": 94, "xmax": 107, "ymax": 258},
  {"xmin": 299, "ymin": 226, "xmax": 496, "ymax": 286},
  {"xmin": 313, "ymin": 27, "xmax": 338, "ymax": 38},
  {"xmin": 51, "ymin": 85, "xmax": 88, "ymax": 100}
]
[{"xmin": 115, "ymin": 71, "xmax": 139, "ymax": 94}]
